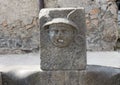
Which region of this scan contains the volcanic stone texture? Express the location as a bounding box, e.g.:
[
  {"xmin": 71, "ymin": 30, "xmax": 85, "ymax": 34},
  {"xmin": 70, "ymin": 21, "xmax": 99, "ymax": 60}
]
[
  {"xmin": 0, "ymin": 0, "xmax": 39, "ymax": 54},
  {"xmin": 39, "ymin": 8, "xmax": 86, "ymax": 70}
]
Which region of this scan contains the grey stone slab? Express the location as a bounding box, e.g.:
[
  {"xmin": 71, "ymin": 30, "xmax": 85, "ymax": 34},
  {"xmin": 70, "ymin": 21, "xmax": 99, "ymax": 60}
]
[
  {"xmin": 39, "ymin": 71, "xmax": 85, "ymax": 85},
  {"xmin": 40, "ymin": 71, "xmax": 65, "ymax": 85},
  {"xmin": 1, "ymin": 65, "xmax": 120, "ymax": 85},
  {"xmin": 84, "ymin": 65, "xmax": 120, "ymax": 85},
  {"xmin": 39, "ymin": 8, "xmax": 86, "ymax": 70},
  {"xmin": 65, "ymin": 71, "xmax": 85, "ymax": 85},
  {"xmin": 2, "ymin": 70, "xmax": 65, "ymax": 85},
  {"xmin": 2, "ymin": 70, "xmax": 40, "ymax": 85}
]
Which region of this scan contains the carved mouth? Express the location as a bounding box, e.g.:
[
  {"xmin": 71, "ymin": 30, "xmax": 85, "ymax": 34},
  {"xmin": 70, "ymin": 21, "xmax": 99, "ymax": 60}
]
[{"xmin": 57, "ymin": 39, "xmax": 64, "ymax": 43}]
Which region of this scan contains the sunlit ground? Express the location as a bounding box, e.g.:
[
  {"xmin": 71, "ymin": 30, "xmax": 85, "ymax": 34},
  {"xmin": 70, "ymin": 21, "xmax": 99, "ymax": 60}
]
[{"xmin": 0, "ymin": 51, "xmax": 120, "ymax": 71}]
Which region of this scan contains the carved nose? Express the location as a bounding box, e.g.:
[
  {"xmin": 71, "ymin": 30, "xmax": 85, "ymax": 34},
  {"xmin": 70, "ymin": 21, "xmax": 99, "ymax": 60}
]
[{"xmin": 57, "ymin": 31, "xmax": 62, "ymax": 36}]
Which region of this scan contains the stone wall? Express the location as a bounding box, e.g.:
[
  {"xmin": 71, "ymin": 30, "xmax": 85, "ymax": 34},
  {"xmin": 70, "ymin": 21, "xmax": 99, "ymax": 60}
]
[
  {"xmin": 44, "ymin": 0, "xmax": 119, "ymax": 51},
  {"xmin": 0, "ymin": 0, "xmax": 39, "ymax": 54},
  {"xmin": 0, "ymin": 0, "xmax": 118, "ymax": 53}
]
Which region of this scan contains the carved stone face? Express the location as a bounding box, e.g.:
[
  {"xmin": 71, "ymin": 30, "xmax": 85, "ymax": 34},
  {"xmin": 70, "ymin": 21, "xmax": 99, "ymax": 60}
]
[{"xmin": 49, "ymin": 23, "xmax": 75, "ymax": 48}]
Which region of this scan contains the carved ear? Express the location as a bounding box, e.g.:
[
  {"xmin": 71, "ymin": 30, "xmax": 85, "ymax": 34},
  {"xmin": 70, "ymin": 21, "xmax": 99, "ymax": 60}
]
[{"xmin": 75, "ymin": 34, "xmax": 85, "ymax": 46}]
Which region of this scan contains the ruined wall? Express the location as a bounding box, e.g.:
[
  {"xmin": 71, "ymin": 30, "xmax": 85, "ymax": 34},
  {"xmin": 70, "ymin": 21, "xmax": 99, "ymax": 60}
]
[
  {"xmin": 0, "ymin": 0, "xmax": 118, "ymax": 53},
  {"xmin": 0, "ymin": 0, "xmax": 39, "ymax": 54},
  {"xmin": 44, "ymin": 0, "xmax": 118, "ymax": 51}
]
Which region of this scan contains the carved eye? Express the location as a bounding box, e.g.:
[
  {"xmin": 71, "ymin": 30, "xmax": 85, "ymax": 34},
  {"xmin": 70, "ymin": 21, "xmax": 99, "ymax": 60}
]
[
  {"xmin": 54, "ymin": 30, "xmax": 58, "ymax": 33},
  {"xmin": 62, "ymin": 29, "xmax": 67, "ymax": 33},
  {"xmin": 50, "ymin": 29, "xmax": 58, "ymax": 33}
]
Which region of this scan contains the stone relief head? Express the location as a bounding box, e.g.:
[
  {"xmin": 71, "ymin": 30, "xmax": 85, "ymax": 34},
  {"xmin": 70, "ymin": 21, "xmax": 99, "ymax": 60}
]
[{"xmin": 43, "ymin": 18, "xmax": 78, "ymax": 48}]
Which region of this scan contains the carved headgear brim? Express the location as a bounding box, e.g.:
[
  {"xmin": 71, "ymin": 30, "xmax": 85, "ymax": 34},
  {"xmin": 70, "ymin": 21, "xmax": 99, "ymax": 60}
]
[{"xmin": 42, "ymin": 18, "xmax": 79, "ymax": 31}]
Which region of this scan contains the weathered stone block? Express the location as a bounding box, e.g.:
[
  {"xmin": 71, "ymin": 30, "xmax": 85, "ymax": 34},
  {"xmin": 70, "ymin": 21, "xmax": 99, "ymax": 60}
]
[
  {"xmin": 65, "ymin": 71, "xmax": 85, "ymax": 85},
  {"xmin": 40, "ymin": 71, "xmax": 65, "ymax": 85},
  {"xmin": 39, "ymin": 8, "xmax": 86, "ymax": 70},
  {"xmin": 39, "ymin": 71, "xmax": 86, "ymax": 85}
]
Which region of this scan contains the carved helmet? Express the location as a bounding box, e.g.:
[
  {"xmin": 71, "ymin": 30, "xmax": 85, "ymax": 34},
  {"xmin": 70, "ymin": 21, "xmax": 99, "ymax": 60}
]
[{"xmin": 42, "ymin": 18, "xmax": 78, "ymax": 31}]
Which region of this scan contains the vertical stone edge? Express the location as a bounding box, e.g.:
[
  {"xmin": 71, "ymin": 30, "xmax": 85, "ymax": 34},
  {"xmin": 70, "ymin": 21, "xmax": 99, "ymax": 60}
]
[{"xmin": 0, "ymin": 73, "xmax": 2, "ymax": 85}]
